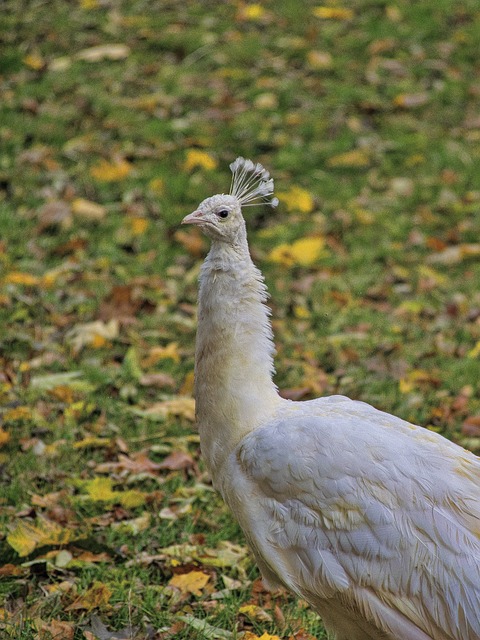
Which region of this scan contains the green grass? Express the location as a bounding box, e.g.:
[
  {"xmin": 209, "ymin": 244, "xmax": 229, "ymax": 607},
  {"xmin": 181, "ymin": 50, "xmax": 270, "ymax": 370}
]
[{"xmin": 1, "ymin": 0, "xmax": 480, "ymax": 638}]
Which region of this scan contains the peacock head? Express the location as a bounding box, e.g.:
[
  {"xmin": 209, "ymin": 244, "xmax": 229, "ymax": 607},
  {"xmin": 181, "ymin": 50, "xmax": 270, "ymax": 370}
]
[{"xmin": 182, "ymin": 157, "xmax": 278, "ymax": 244}]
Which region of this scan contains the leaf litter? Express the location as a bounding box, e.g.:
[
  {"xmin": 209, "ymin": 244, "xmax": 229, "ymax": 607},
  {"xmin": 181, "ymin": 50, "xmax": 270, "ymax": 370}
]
[{"xmin": 1, "ymin": 0, "xmax": 480, "ymax": 638}]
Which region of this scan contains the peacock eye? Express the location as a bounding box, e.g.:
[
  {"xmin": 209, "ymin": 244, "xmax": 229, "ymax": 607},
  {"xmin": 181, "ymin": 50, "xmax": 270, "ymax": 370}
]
[{"xmin": 217, "ymin": 209, "xmax": 229, "ymax": 219}]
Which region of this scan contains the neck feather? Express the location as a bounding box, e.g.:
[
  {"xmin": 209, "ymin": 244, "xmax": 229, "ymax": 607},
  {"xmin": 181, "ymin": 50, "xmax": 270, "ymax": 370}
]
[{"xmin": 194, "ymin": 237, "xmax": 280, "ymax": 481}]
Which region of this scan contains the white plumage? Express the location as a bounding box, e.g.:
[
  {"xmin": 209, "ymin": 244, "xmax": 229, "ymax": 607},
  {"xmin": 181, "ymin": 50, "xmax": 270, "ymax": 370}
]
[{"xmin": 182, "ymin": 157, "xmax": 480, "ymax": 640}]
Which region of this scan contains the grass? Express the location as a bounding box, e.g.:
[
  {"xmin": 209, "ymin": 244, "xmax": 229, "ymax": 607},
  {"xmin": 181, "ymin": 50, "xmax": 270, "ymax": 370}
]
[{"xmin": 1, "ymin": 0, "xmax": 480, "ymax": 638}]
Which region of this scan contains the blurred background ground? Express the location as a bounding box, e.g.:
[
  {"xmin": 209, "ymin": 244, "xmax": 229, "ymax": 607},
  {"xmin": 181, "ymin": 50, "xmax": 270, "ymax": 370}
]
[{"xmin": 1, "ymin": 1, "xmax": 479, "ymax": 638}]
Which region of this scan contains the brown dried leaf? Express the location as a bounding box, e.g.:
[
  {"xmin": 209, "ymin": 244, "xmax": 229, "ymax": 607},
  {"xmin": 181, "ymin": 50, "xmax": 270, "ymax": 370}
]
[
  {"xmin": 35, "ymin": 619, "xmax": 75, "ymax": 640},
  {"xmin": 139, "ymin": 373, "xmax": 176, "ymax": 389},
  {"xmin": 65, "ymin": 581, "xmax": 112, "ymax": 611},
  {"xmin": 158, "ymin": 450, "xmax": 195, "ymax": 471},
  {"xmin": 142, "ymin": 397, "xmax": 195, "ymax": 421},
  {"xmin": 462, "ymin": 416, "xmax": 480, "ymax": 437}
]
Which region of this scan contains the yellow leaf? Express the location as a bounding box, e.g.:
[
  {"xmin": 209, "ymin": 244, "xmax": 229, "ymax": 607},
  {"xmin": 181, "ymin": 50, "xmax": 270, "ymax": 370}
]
[
  {"xmin": 0, "ymin": 427, "xmax": 10, "ymax": 448},
  {"xmin": 148, "ymin": 177, "xmax": 165, "ymax": 195},
  {"xmin": 71, "ymin": 198, "xmax": 106, "ymax": 220},
  {"xmin": 183, "ymin": 150, "xmax": 217, "ymax": 172},
  {"xmin": 399, "ymin": 378, "xmax": 414, "ymax": 394},
  {"xmin": 169, "ymin": 571, "xmax": 210, "ymax": 596},
  {"xmin": 306, "ymin": 50, "xmax": 333, "ymax": 69},
  {"xmin": 91, "ymin": 333, "xmax": 108, "ymax": 348},
  {"xmin": 399, "ymin": 369, "xmax": 439, "ymax": 394},
  {"xmin": 142, "ymin": 343, "xmax": 181, "ymax": 367},
  {"xmin": 23, "ymin": 53, "xmax": 45, "ymax": 69},
  {"xmin": 294, "ymin": 305, "xmax": 311, "ymax": 319},
  {"xmin": 313, "ymin": 6, "xmax": 354, "ymax": 19},
  {"xmin": 4, "ymin": 272, "xmax": 39, "ymax": 286},
  {"xmin": 7, "ymin": 518, "xmax": 74, "ymax": 557},
  {"xmin": 118, "ymin": 490, "xmax": 146, "ymax": 508},
  {"xmin": 327, "ymin": 149, "xmax": 370, "ymax": 168},
  {"xmin": 90, "ymin": 159, "xmax": 132, "ymax": 182},
  {"xmin": 66, "ymin": 581, "xmax": 112, "ymax": 611},
  {"xmin": 3, "ymin": 406, "xmax": 32, "ymax": 422},
  {"xmin": 241, "ymin": 4, "xmax": 265, "ymax": 20},
  {"xmin": 84, "ymin": 477, "xmax": 116, "ymax": 501},
  {"xmin": 268, "ymin": 237, "xmax": 326, "ymax": 267},
  {"xmin": 277, "ymin": 186, "xmax": 315, "ymax": 214},
  {"xmin": 82, "ymin": 477, "xmax": 146, "ymax": 507},
  {"xmin": 79, "ymin": 0, "xmax": 99, "ymax": 8},
  {"xmin": 239, "ymin": 604, "xmax": 273, "ymax": 622},
  {"xmin": 468, "ymin": 341, "xmax": 480, "ymax": 358},
  {"xmin": 73, "ymin": 437, "xmax": 111, "ymax": 449},
  {"xmin": 129, "ymin": 217, "xmax": 149, "ymax": 236}
]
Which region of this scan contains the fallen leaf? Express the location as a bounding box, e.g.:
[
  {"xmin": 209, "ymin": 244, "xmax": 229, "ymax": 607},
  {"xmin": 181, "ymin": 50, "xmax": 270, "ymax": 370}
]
[
  {"xmin": 35, "ymin": 619, "xmax": 75, "ymax": 640},
  {"xmin": 276, "ymin": 186, "xmax": 315, "ymax": 213},
  {"xmin": 71, "ymin": 198, "xmax": 106, "ymax": 221},
  {"xmin": 139, "ymin": 372, "xmax": 176, "ymax": 389},
  {"xmin": 148, "ymin": 177, "xmax": 165, "ymax": 195},
  {"xmin": 3, "ymin": 406, "xmax": 32, "ymax": 422},
  {"xmin": 73, "ymin": 437, "xmax": 111, "ymax": 449},
  {"xmin": 66, "ymin": 581, "xmax": 112, "ymax": 611},
  {"xmin": 239, "ymin": 604, "xmax": 273, "ymax": 623},
  {"xmin": 67, "ymin": 319, "xmax": 119, "ymax": 352},
  {"xmin": 177, "ymin": 614, "xmax": 233, "ymax": 639},
  {"xmin": 76, "ymin": 44, "xmax": 130, "ymax": 62},
  {"xmin": 327, "ymin": 149, "xmax": 370, "ymax": 168},
  {"xmin": 7, "ymin": 517, "xmax": 75, "ymax": 557},
  {"xmin": 427, "ymin": 244, "xmax": 480, "ymax": 265},
  {"xmin": 95, "ymin": 450, "xmax": 162, "ymax": 475},
  {"xmin": 142, "ymin": 342, "xmax": 181, "ymax": 366},
  {"xmin": 83, "ymin": 615, "xmax": 139, "ymax": 640},
  {"xmin": 306, "ymin": 50, "xmax": 333, "ymax": 69},
  {"xmin": 81, "ymin": 477, "xmax": 147, "ymax": 508},
  {"xmin": 183, "ymin": 150, "xmax": 217, "ymax": 172},
  {"xmin": 467, "ymin": 341, "xmax": 480, "ymax": 359},
  {"xmin": 462, "ymin": 416, "xmax": 480, "ymax": 437},
  {"xmin": 30, "ymin": 371, "xmax": 92, "ymax": 392},
  {"xmin": 393, "ymin": 92, "xmax": 430, "ymax": 108},
  {"xmin": 174, "ymin": 228, "xmax": 206, "ymax": 256},
  {"xmin": 139, "ymin": 397, "xmax": 196, "ymax": 421},
  {"xmin": 129, "ymin": 217, "xmax": 149, "ymax": 235},
  {"xmin": 111, "ymin": 513, "xmax": 151, "ymax": 534},
  {"xmin": 90, "ymin": 159, "xmax": 132, "ymax": 182},
  {"xmin": 268, "ymin": 237, "xmax": 326, "ymax": 267},
  {"xmin": 3, "ymin": 271, "xmax": 40, "ymax": 286},
  {"xmin": 238, "ymin": 4, "xmax": 266, "ymax": 21},
  {"xmin": 169, "ymin": 570, "xmax": 210, "ymax": 596},
  {"xmin": 0, "ymin": 564, "xmax": 25, "ymax": 577},
  {"xmin": 23, "ymin": 53, "xmax": 45, "ymax": 69},
  {"xmin": 312, "ymin": 6, "xmax": 353, "ymax": 19},
  {"xmin": 158, "ymin": 450, "xmax": 195, "ymax": 471},
  {"xmin": 399, "ymin": 369, "xmax": 440, "ymax": 394}
]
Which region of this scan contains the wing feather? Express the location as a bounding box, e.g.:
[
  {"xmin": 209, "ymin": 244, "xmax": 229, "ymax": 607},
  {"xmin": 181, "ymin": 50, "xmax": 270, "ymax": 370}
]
[{"xmin": 222, "ymin": 397, "xmax": 480, "ymax": 640}]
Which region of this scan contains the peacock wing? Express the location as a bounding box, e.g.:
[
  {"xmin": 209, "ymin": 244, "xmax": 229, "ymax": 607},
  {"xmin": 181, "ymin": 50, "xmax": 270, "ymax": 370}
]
[{"xmin": 224, "ymin": 399, "xmax": 480, "ymax": 640}]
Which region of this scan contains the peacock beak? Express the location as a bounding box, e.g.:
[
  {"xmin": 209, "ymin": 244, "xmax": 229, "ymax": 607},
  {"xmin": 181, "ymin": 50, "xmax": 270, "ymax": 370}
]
[{"xmin": 182, "ymin": 210, "xmax": 204, "ymax": 225}]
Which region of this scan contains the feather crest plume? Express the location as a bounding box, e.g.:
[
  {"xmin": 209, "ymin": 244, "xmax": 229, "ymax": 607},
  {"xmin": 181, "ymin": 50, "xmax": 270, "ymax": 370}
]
[{"xmin": 229, "ymin": 157, "xmax": 279, "ymax": 207}]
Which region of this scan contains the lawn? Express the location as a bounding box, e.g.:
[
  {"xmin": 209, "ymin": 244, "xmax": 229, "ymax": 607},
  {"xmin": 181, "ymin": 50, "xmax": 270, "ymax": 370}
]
[{"xmin": 1, "ymin": 0, "xmax": 479, "ymax": 638}]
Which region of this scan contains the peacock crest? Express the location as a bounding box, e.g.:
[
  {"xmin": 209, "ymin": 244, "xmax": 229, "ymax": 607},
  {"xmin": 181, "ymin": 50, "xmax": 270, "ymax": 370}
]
[{"xmin": 229, "ymin": 157, "xmax": 279, "ymax": 208}]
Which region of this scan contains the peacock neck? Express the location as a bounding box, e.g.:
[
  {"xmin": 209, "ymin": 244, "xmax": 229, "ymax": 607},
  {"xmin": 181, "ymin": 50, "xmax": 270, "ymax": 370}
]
[{"xmin": 194, "ymin": 235, "xmax": 280, "ymax": 483}]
